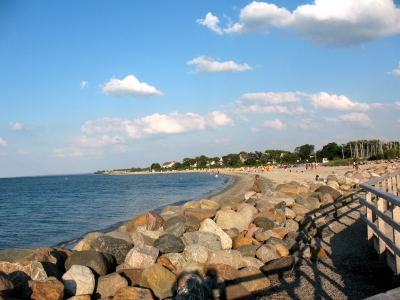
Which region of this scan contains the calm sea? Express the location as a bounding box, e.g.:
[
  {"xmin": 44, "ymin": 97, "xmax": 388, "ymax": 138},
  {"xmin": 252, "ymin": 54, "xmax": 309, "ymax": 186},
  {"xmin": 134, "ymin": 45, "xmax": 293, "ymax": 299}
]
[{"xmin": 0, "ymin": 172, "xmax": 233, "ymax": 251}]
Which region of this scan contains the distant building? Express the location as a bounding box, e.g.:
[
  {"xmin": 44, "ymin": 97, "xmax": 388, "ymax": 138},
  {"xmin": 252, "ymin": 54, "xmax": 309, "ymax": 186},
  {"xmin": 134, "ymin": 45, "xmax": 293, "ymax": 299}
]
[{"xmin": 162, "ymin": 160, "xmax": 177, "ymax": 168}]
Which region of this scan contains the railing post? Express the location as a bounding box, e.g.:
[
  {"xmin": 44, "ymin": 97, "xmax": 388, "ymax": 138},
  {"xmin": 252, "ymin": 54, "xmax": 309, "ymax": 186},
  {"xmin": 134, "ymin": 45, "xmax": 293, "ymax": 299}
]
[
  {"xmin": 393, "ymin": 205, "xmax": 400, "ymax": 284},
  {"xmin": 366, "ymin": 191, "xmax": 374, "ymax": 248},
  {"xmin": 377, "ymin": 196, "xmax": 387, "ymax": 263},
  {"xmin": 381, "ymin": 180, "xmax": 388, "ymax": 211}
]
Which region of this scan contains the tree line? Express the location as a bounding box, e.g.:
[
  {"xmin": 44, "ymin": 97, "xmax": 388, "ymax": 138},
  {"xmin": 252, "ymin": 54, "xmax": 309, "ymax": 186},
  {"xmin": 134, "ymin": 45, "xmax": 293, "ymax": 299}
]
[{"xmin": 141, "ymin": 139, "xmax": 399, "ymax": 172}]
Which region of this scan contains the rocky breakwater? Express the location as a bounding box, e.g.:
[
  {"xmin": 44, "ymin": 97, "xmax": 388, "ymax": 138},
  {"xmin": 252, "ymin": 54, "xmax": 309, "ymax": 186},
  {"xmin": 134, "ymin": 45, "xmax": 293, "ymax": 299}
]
[{"xmin": 1, "ymin": 162, "xmax": 399, "ymax": 300}]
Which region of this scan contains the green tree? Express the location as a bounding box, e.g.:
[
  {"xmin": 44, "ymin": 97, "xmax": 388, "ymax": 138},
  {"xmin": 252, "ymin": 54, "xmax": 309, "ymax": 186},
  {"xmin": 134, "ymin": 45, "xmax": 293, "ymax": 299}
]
[
  {"xmin": 294, "ymin": 144, "xmax": 315, "ymax": 161},
  {"xmin": 385, "ymin": 148, "xmax": 398, "ymax": 159},
  {"xmin": 196, "ymin": 155, "xmax": 208, "ymax": 168},
  {"xmin": 281, "ymin": 152, "xmax": 299, "ymax": 164},
  {"xmin": 182, "ymin": 157, "xmax": 196, "ymax": 168},
  {"xmin": 226, "ymin": 153, "xmax": 241, "ymax": 167},
  {"xmin": 317, "ymin": 142, "xmax": 341, "ymax": 161},
  {"xmin": 150, "ymin": 163, "xmax": 161, "ymax": 171},
  {"xmin": 246, "ymin": 157, "xmax": 257, "ymax": 165}
]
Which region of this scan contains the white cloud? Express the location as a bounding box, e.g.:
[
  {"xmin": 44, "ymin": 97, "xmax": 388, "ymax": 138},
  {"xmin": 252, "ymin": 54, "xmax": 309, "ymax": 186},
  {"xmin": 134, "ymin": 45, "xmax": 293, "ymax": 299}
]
[
  {"xmin": 338, "ymin": 112, "xmax": 374, "ymax": 128},
  {"xmin": 187, "ymin": 56, "xmax": 252, "ymax": 73},
  {"xmin": 387, "ymin": 68, "xmax": 400, "ymax": 76},
  {"xmin": 241, "ymin": 92, "xmax": 302, "ymax": 105},
  {"xmin": 196, "ymin": 12, "xmax": 223, "ymax": 35},
  {"xmin": 0, "ymin": 137, "xmax": 7, "ymax": 147},
  {"xmin": 308, "ymin": 92, "xmax": 370, "ymax": 111},
  {"xmin": 10, "ymin": 122, "xmax": 26, "ymax": 130},
  {"xmin": 214, "ymin": 138, "xmax": 230, "ymax": 145},
  {"xmin": 68, "ymin": 147, "xmax": 103, "ymax": 157},
  {"xmin": 200, "ymin": 0, "xmax": 400, "ymax": 46},
  {"xmin": 395, "ymin": 102, "xmax": 400, "ymax": 110},
  {"xmin": 101, "ymin": 75, "xmax": 163, "ymax": 97},
  {"xmin": 80, "ymin": 81, "xmax": 89, "ymax": 89},
  {"xmin": 263, "ymin": 119, "xmax": 286, "ymax": 130},
  {"xmin": 81, "ymin": 111, "xmax": 234, "ymax": 139},
  {"xmin": 67, "ymin": 135, "xmax": 125, "ymax": 148},
  {"xmin": 251, "ymin": 127, "xmax": 260, "ymax": 132},
  {"xmin": 293, "ymin": 119, "xmax": 322, "ymax": 131}
]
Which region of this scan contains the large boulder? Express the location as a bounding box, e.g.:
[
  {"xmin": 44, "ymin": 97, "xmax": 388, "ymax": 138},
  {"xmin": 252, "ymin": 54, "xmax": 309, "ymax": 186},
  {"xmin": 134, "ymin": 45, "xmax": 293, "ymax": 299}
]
[
  {"xmin": 64, "ymin": 251, "xmax": 114, "ymax": 276},
  {"xmin": 93, "ymin": 272, "xmax": 128, "ymax": 299},
  {"xmin": 215, "ymin": 207, "xmax": 253, "ymax": 232},
  {"xmin": 164, "ymin": 216, "xmax": 200, "ymax": 232},
  {"xmin": 0, "ymin": 249, "xmax": 36, "ymax": 263},
  {"xmin": 182, "ymin": 232, "xmax": 222, "ymax": 252},
  {"xmin": 184, "ymin": 244, "xmax": 209, "ymax": 264},
  {"xmin": 315, "ymin": 186, "xmax": 342, "ymax": 201},
  {"xmin": 206, "ymin": 250, "xmax": 243, "ymax": 270},
  {"xmin": 141, "ymin": 264, "xmax": 177, "ymax": 299},
  {"xmin": 238, "ymin": 266, "xmax": 271, "ymax": 293},
  {"xmin": 184, "ymin": 208, "xmax": 216, "ymax": 222},
  {"xmin": 199, "ymin": 218, "xmax": 233, "ymax": 250},
  {"xmin": 153, "ymin": 234, "xmax": 185, "ymax": 254},
  {"xmin": 113, "ymin": 286, "xmax": 155, "ymax": 300},
  {"xmin": 91, "ymin": 236, "xmax": 134, "ymax": 264},
  {"xmin": 62, "ymin": 265, "xmax": 95, "ymax": 297},
  {"xmin": 29, "ymin": 277, "xmax": 64, "ymax": 300},
  {"xmin": 275, "ymin": 182, "xmax": 309, "ymax": 196},
  {"xmin": 124, "ymin": 245, "xmax": 159, "ymax": 269},
  {"xmin": 260, "ymin": 256, "xmax": 295, "ymax": 280}
]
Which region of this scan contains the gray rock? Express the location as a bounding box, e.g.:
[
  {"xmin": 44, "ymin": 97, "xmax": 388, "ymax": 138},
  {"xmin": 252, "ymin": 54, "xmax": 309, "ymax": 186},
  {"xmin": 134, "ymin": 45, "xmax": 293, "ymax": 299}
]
[
  {"xmin": 141, "ymin": 264, "xmax": 177, "ymax": 299},
  {"xmin": 164, "ymin": 215, "xmax": 200, "ymax": 232},
  {"xmin": 184, "ymin": 244, "xmax": 209, "ymax": 264},
  {"xmin": 64, "ymin": 250, "xmax": 114, "ymax": 276},
  {"xmin": 206, "ymin": 250, "xmax": 243, "ymax": 270},
  {"xmin": 315, "ymin": 185, "xmax": 342, "ymax": 201},
  {"xmin": 253, "ymin": 217, "xmax": 274, "ymax": 231},
  {"xmin": 154, "ymin": 234, "xmax": 185, "ymax": 254},
  {"xmin": 162, "ymin": 221, "xmax": 186, "ymax": 237},
  {"xmin": 91, "ymin": 236, "xmax": 134, "ymax": 264},
  {"xmin": 236, "ymin": 245, "xmax": 257, "ymax": 257},
  {"xmin": 163, "ymin": 253, "xmax": 187, "ymax": 270},
  {"xmin": 182, "ymin": 232, "xmax": 222, "ymax": 252},
  {"xmin": 199, "ymin": 218, "xmax": 232, "ymax": 250},
  {"xmin": 255, "ymin": 244, "xmax": 279, "ymax": 263},
  {"xmin": 0, "ymin": 248, "xmax": 36, "ymax": 263}
]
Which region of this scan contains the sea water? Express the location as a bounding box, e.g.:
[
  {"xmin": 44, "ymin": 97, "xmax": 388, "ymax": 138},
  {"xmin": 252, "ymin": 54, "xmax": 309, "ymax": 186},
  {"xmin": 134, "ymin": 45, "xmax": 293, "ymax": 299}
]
[{"xmin": 0, "ymin": 172, "xmax": 233, "ymax": 250}]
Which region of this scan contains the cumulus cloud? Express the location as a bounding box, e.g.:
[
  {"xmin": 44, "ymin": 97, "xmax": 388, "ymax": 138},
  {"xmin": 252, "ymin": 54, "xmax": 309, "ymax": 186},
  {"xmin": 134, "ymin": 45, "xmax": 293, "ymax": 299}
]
[
  {"xmin": 187, "ymin": 56, "xmax": 252, "ymax": 73},
  {"xmin": 197, "ymin": 13, "xmax": 223, "ymax": 35},
  {"xmin": 67, "ymin": 135, "xmax": 125, "ymax": 148},
  {"xmin": 263, "ymin": 119, "xmax": 286, "ymax": 130},
  {"xmin": 338, "ymin": 112, "xmax": 374, "ymax": 128},
  {"xmin": 293, "ymin": 119, "xmax": 322, "ymax": 131},
  {"xmin": 387, "ymin": 68, "xmax": 400, "ymax": 76},
  {"xmin": 0, "ymin": 137, "xmax": 7, "ymax": 147},
  {"xmin": 395, "ymin": 102, "xmax": 400, "ymax": 110},
  {"xmin": 9, "ymin": 122, "xmax": 26, "ymax": 130},
  {"xmin": 101, "ymin": 75, "xmax": 163, "ymax": 97},
  {"xmin": 81, "ymin": 111, "xmax": 234, "ymax": 139},
  {"xmin": 308, "ymin": 92, "xmax": 370, "ymax": 111},
  {"xmin": 234, "ymin": 92, "xmax": 306, "ymax": 118},
  {"xmin": 199, "ymin": 0, "xmax": 400, "ymax": 46},
  {"xmin": 80, "ymin": 81, "xmax": 89, "ymax": 89}
]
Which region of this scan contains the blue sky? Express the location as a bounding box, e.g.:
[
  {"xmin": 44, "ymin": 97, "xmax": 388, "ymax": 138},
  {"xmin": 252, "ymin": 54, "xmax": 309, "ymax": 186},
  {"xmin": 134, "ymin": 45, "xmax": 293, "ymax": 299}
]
[{"xmin": 1, "ymin": 0, "xmax": 400, "ymax": 177}]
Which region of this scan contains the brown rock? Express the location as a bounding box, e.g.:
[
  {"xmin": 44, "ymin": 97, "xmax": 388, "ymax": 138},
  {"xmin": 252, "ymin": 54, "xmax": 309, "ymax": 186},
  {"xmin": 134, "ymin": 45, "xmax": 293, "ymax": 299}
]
[
  {"xmin": 113, "ymin": 287, "xmax": 155, "ymax": 300},
  {"xmin": 156, "ymin": 256, "xmax": 176, "ymax": 271},
  {"xmin": 238, "ymin": 266, "xmax": 271, "ymax": 293},
  {"xmin": 94, "ymin": 273, "xmax": 128, "ymax": 299},
  {"xmin": 272, "ymin": 227, "xmax": 289, "ymax": 239},
  {"xmin": 276, "ymin": 183, "xmax": 309, "ymax": 196},
  {"xmin": 205, "ymin": 264, "xmax": 239, "ymax": 282},
  {"xmin": 224, "ymin": 228, "xmax": 240, "ymax": 240},
  {"xmin": 233, "ymin": 237, "xmax": 253, "ymax": 249},
  {"xmin": 146, "ymin": 212, "xmax": 164, "ymax": 231},
  {"xmin": 29, "ymin": 278, "xmax": 64, "ymax": 300},
  {"xmin": 275, "ymin": 244, "xmax": 289, "ymax": 257},
  {"xmin": 0, "ymin": 272, "xmax": 14, "ymax": 296},
  {"xmin": 116, "ymin": 268, "xmax": 143, "ymax": 287},
  {"xmin": 120, "ymin": 213, "xmax": 148, "ymax": 232},
  {"xmin": 234, "ymin": 203, "xmax": 258, "ymax": 215},
  {"xmin": 255, "ymin": 230, "xmax": 272, "ymax": 242},
  {"xmin": 140, "ymin": 264, "xmax": 177, "ymax": 299},
  {"xmin": 310, "ymin": 245, "xmax": 329, "ymax": 259},
  {"xmin": 224, "ymin": 283, "xmax": 253, "ymax": 300},
  {"xmin": 291, "ymin": 203, "xmax": 310, "ymax": 218},
  {"xmin": 254, "ymin": 211, "xmax": 276, "ymax": 222},
  {"xmin": 260, "ymin": 256, "xmax": 295, "ymax": 280},
  {"xmin": 184, "ymin": 208, "xmax": 216, "ymax": 222},
  {"xmin": 245, "ymin": 224, "xmax": 260, "ymax": 238}
]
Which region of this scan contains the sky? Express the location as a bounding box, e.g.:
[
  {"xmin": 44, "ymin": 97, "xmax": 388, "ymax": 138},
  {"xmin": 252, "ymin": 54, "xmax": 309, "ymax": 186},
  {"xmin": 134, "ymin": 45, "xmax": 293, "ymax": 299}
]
[{"xmin": 1, "ymin": 0, "xmax": 400, "ymax": 177}]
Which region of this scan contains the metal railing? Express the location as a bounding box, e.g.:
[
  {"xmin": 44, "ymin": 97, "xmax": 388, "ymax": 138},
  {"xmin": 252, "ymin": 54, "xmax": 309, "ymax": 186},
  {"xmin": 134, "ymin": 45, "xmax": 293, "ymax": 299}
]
[{"xmin": 359, "ymin": 170, "xmax": 400, "ymax": 283}]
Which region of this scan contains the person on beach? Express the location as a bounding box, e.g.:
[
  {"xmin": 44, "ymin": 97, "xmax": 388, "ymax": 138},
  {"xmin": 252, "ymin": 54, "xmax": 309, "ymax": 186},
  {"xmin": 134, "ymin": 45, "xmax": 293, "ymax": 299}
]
[{"xmin": 249, "ymin": 174, "xmax": 266, "ymax": 193}]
